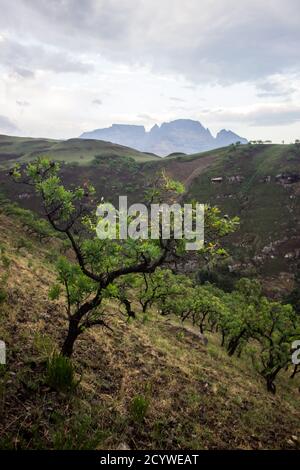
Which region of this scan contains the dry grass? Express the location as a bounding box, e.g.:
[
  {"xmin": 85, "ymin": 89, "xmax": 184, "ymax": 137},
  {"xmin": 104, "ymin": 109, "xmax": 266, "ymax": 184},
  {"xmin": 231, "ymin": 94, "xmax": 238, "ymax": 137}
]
[{"xmin": 0, "ymin": 211, "xmax": 300, "ymax": 450}]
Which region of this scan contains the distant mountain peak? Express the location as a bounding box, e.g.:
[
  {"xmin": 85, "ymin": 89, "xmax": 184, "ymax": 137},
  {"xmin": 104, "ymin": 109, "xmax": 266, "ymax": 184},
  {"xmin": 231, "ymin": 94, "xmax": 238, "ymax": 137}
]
[
  {"xmin": 80, "ymin": 119, "xmax": 247, "ymax": 156},
  {"xmin": 215, "ymin": 129, "xmax": 248, "ymax": 147}
]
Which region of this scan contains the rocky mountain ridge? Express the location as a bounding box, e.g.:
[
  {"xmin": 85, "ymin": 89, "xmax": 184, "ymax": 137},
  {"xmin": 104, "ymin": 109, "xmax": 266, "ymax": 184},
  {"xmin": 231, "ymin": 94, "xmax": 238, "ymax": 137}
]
[{"xmin": 80, "ymin": 119, "xmax": 247, "ymax": 156}]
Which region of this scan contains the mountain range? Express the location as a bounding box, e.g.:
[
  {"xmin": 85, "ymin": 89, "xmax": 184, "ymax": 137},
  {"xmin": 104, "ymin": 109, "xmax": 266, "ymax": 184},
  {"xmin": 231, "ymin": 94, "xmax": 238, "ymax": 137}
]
[{"xmin": 80, "ymin": 119, "xmax": 248, "ymax": 156}]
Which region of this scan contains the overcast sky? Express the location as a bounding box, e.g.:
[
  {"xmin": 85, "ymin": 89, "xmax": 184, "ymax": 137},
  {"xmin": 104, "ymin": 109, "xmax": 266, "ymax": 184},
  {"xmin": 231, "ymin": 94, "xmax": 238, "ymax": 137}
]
[{"xmin": 0, "ymin": 0, "xmax": 300, "ymax": 142}]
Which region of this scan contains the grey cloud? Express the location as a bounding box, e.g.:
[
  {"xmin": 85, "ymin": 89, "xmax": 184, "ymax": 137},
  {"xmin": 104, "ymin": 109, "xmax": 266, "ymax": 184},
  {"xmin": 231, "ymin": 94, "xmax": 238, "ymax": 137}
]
[
  {"xmin": 170, "ymin": 97, "xmax": 186, "ymax": 103},
  {"xmin": 0, "ymin": 0, "xmax": 299, "ymax": 84},
  {"xmin": 0, "ymin": 37, "xmax": 93, "ymax": 75},
  {"xmin": 204, "ymin": 105, "xmax": 300, "ymax": 126},
  {"xmin": 249, "ymin": 107, "xmax": 300, "ymax": 126},
  {"xmin": 0, "ymin": 115, "xmax": 19, "ymax": 132},
  {"xmin": 16, "ymin": 100, "xmax": 30, "ymax": 107},
  {"xmin": 13, "ymin": 67, "xmax": 35, "ymax": 79},
  {"xmin": 92, "ymin": 99, "xmax": 103, "ymax": 105},
  {"xmin": 256, "ymin": 79, "xmax": 297, "ymax": 98}
]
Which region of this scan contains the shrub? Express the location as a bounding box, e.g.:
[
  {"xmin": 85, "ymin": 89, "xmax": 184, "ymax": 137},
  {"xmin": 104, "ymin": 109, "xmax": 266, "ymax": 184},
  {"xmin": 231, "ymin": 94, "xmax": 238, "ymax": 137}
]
[
  {"xmin": 46, "ymin": 353, "xmax": 76, "ymax": 392},
  {"xmin": 0, "ymin": 254, "xmax": 11, "ymax": 270},
  {"xmin": 130, "ymin": 394, "xmax": 150, "ymax": 424}
]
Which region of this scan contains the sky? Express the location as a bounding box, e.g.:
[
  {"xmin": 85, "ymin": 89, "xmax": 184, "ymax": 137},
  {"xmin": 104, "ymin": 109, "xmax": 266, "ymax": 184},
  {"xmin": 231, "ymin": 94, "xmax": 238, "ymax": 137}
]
[{"xmin": 0, "ymin": 0, "xmax": 300, "ymax": 142}]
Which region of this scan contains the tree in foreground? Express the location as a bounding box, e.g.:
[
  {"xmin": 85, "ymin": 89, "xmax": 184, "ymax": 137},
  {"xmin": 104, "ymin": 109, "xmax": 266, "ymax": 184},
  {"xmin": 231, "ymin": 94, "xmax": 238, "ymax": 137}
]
[{"xmin": 12, "ymin": 158, "xmax": 236, "ymax": 357}]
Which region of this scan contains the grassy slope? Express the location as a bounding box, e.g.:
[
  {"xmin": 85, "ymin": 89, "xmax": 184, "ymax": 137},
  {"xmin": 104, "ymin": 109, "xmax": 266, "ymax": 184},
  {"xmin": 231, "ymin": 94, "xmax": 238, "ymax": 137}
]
[
  {"xmin": 0, "ymin": 211, "xmax": 299, "ymax": 450},
  {"xmin": 183, "ymin": 144, "xmax": 300, "ymax": 278},
  {"xmin": 0, "ymin": 142, "xmax": 299, "ymax": 280},
  {"xmin": 0, "ymin": 135, "xmax": 160, "ymax": 169}
]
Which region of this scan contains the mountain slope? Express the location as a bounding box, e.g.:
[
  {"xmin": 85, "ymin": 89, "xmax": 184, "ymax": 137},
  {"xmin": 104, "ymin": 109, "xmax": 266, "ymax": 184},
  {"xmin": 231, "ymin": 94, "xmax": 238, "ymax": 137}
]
[
  {"xmin": 0, "ymin": 142, "xmax": 299, "ymax": 283},
  {"xmin": 0, "ymin": 209, "xmax": 299, "ymax": 450},
  {"xmin": 80, "ymin": 119, "xmax": 247, "ymax": 156},
  {"xmin": 183, "ymin": 144, "xmax": 300, "ymax": 280},
  {"xmin": 0, "ymin": 134, "xmax": 159, "ymax": 170}
]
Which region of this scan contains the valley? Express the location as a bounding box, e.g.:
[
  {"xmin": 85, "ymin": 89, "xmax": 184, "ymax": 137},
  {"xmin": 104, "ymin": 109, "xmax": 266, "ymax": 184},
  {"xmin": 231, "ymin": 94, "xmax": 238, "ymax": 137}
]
[
  {"xmin": 1, "ymin": 136, "xmax": 299, "ymax": 289},
  {"xmin": 0, "ymin": 135, "xmax": 300, "ymax": 451}
]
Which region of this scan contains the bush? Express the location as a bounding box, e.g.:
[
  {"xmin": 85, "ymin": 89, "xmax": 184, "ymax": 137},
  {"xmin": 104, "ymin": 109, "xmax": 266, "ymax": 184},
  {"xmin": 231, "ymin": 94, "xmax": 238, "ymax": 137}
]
[
  {"xmin": 0, "ymin": 254, "xmax": 11, "ymax": 270},
  {"xmin": 46, "ymin": 353, "xmax": 76, "ymax": 392},
  {"xmin": 130, "ymin": 394, "xmax": 150, "ymax": 424}
]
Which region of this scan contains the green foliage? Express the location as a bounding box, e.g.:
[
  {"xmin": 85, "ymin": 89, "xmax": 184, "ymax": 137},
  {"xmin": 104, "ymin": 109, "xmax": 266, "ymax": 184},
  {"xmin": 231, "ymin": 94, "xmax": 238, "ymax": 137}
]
[
  {"xmin": 0, "ymin": 251, "xmax": 11, "ymax": 271},
  {"xmin": 51, "ymin": 410, "xmax": 107, "ymax": 450},
  {"xmin": 126, "ymin": 269, "xmax": 191, "ymax": 314},
  {"xmin": 252, "ymin": 301, "xmax": 300, "ymax": 393},
  {"xmin": 93, "ymin": 154, "xmax": 139, "ymax": 172},
  {"xmin": 12, "ymin": 158, "xmax": 237, "ymax": 358},
  {"xmin": 53, "ymin": 257, "xmax": 97, "ymax": 306},
  {"xmin": 2, "ymin": 199, "xmax": 60, "ymax": 243},
  {"xmin": 0, "ymin": 287, "xmax": 7, "ymax": 305},
  {"xmin": 46, "ymin": 353, "xmax": 76, "ymax": 392},
  {"xmin": 162, "ymin": 282, "xmax": 227, "ymax": 334},
  {"xmin": 160, "ymin": 273, "xmax": 300, "ymax": 393},
  {"xmin": 130, "ymin": 394, "xmax": 150, "ymax": 424},
  {"xmin": 48, "ymin": 284, "xmax": 61, "ymax": 301},
  {"xmin": 215, "ymin": 280, "xmax": 300, "ymax": 391}
]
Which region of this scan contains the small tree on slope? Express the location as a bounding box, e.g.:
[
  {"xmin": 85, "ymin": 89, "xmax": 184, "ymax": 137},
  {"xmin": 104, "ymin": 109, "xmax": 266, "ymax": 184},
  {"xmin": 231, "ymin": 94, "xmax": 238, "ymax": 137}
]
[{"xmin": 12, "ymin": 158, "xmax": 237, "ymax": 357}]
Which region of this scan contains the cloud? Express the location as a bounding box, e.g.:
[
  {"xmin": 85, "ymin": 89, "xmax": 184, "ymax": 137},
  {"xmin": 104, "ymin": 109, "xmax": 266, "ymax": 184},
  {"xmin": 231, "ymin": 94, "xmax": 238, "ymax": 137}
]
[
  {"xmin": 16, "ymin": 100, "xmax": 30, "ymax": 107},
  {"xmin": 256, "ymin": 78, "xmax": 297, "ymax": 98},
  {"xmin": 92, "ymin": 99, "xmax": 102, "ymax": 105},
  {"xmin": 203, "ymin": 104, "xmax": 300, "ymax": 126},
  {"xmin": 0, "ymin": 115, "xmax": 18, "ymax": 132},
  {"xmin": 0, "ymin": 0, "xmax": 300, "ymax": 142},
  {"xmin": 0, "ymin": 36, "xmax": 93, "ymax": 75},
  {"xmin": 170, "ymin": 97, "xmax": 186, "ymax": 103},
  {"xmin": 1, "ymin": 0, "xmax": 300, "ymax": 84},
  {"xmin": 13, "ymin": 67, "xmax": 35, "ymax": 79},
  {"xmin": 136, "ymin": 113, "xmax": 158, "ymax": 125}
]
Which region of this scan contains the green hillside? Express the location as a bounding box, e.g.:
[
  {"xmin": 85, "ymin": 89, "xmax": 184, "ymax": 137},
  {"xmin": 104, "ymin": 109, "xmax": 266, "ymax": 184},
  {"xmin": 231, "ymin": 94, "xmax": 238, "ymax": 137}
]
[
  {"xmin": 0, "ymin": 140, "xmax": 299, "ymax": 284},
  {"xmin": 184, "ymin": 144, "xmax": 300, "ymax": 280},
  {"xmin": 0, "ymin": 209, "xmax": 299, "ymax": 450},
  {"xmin": 0, "ymin": 135, "xmax": 160, "ymax": 169}
]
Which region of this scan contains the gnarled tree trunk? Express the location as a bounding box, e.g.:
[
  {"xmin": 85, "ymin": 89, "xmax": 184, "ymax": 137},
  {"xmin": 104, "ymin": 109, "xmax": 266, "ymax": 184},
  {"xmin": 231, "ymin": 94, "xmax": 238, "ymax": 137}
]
[{"xmin": 61, "ymin": 319, "xmax": 80, "ymax": 357}]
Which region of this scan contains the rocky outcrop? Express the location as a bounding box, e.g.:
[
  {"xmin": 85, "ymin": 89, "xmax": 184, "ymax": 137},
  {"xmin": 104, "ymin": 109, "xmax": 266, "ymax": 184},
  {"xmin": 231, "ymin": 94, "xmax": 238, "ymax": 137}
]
[{"xmin": 275, "ymin": 173, "xmax": 300, "ymax": 185}]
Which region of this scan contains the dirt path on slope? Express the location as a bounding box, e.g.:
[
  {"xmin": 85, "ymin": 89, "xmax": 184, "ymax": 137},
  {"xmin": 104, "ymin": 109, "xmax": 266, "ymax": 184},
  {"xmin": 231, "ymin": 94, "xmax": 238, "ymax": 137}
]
[{"xmin": 165, "ymin": 154, "xmax": 219, "ymax": 189}]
